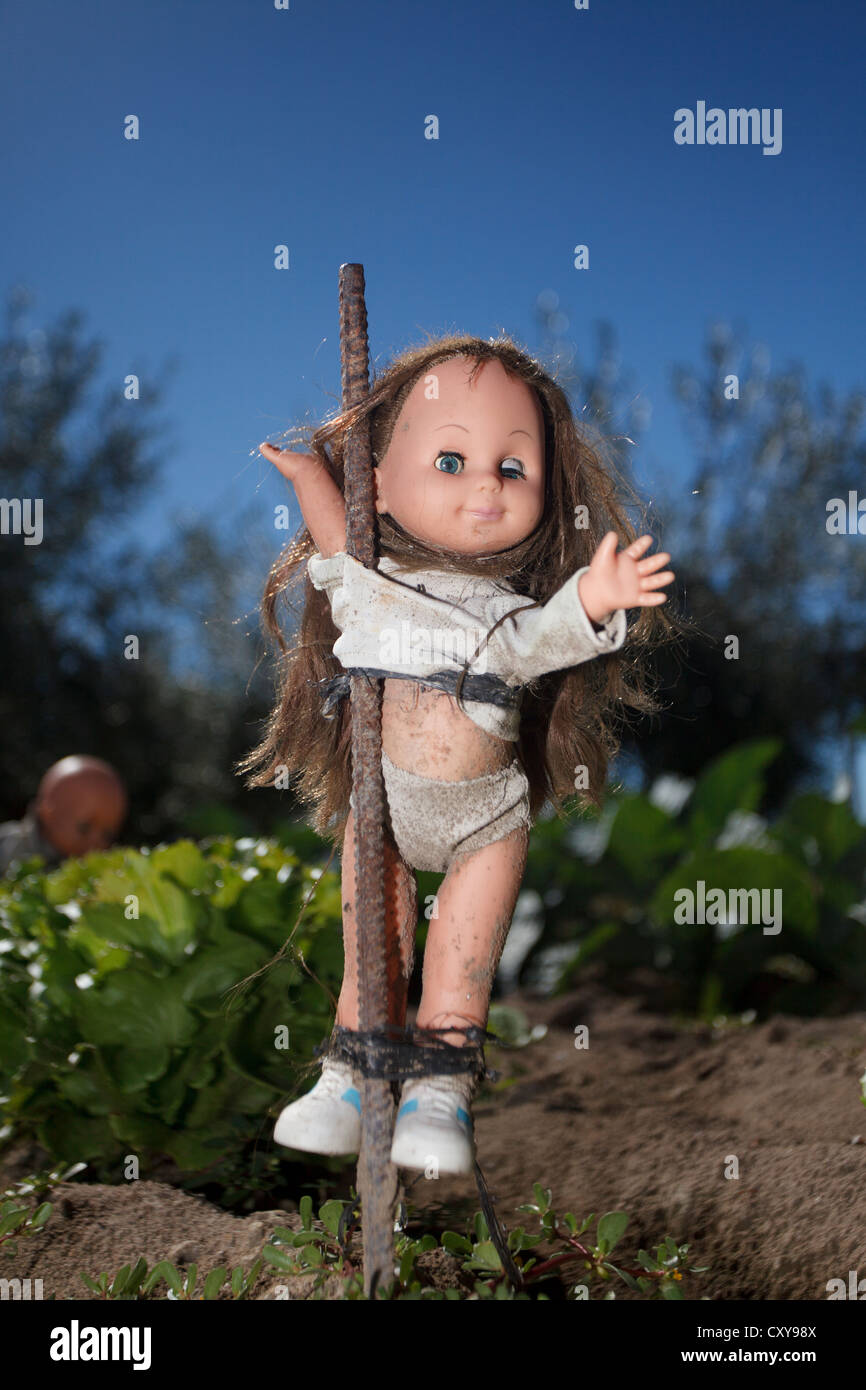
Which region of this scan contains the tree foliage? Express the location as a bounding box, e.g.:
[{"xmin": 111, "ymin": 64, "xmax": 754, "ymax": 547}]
[{"xmin": 0, "ymin": 286, "xmax": 279, "ymax": 841}]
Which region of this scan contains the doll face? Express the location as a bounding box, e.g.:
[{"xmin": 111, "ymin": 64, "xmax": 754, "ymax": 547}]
[
  {"xmin": 374, "ymin": 356, "xmax": 545, "ymax": 555},
  {"xmin": 36, "ymin": 772, "xmax": 127, "ymax": 858}
]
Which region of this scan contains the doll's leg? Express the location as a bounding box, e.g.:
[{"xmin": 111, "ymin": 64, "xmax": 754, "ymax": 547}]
[
  {"xmin": 335, "ymin": 805, "xmax": 418, "ymax": 1031},
  {"xmin": 415, "ymin": 824, "xmax": 530, "ymax": 1048},
  {"xmin": 389, "ymin": 825, "xmax": 529, "ymax": 1175},
  {"xmin": 273, "ymin": 810, "xmax": 417, "ymax": 1159}
]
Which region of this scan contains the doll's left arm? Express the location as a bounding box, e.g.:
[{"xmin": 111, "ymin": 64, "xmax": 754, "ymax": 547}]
[
  {"xmin": 488, "ymin": 566, "xmax": 627, "ymax": 683},
  {"xmin": 488, "ymin": 534, "xmax": 673, "ymax": 684}
]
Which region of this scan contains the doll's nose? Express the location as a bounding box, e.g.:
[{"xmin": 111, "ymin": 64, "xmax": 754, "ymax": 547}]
[{"xmin": 475, "ymin": 474, "xmax": 503, "ymax": 495}]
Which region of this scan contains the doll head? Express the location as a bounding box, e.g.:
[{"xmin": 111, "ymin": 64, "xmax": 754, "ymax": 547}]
[
  {"xmin": 33, "ymin": 755, "xmax": 127, "ymax": 857},
  {"xmin": 370, "ymin": 354, "xmax": 546, "ymax": 558}
]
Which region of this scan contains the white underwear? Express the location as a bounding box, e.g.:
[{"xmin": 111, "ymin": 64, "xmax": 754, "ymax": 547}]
[{"xmin": 351, "ymin": 752, "xmax": 532, "ymax": 874}]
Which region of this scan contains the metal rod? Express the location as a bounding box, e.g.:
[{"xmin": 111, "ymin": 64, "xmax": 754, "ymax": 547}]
[{"xmin": 338, "ymin": 262, "xmax": 397, "ymax": 1298}]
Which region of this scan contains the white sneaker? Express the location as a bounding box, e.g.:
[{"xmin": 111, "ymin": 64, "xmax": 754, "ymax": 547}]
[
  {"xmin": 273, "ymin": 1055, "xmax": 362, "ymax": 1156},
  {"xmin": 389, "ymin": 1072, "xmax": 477, "ymax": 1177}
]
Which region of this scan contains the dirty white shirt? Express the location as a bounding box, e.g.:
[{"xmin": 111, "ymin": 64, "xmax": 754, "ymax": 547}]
[{"xmin": 307, "ymin": 550, "xmax": 627, "ymax": 741}]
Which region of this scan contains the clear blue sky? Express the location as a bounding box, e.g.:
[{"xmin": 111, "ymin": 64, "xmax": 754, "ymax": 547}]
[
  {"xmin": 4, "ymin": 0, "xmax": 864, "ymax": 526},
  {"xmin": 4, "ymin": 0, "xmax": 865, "ymax": 802}
]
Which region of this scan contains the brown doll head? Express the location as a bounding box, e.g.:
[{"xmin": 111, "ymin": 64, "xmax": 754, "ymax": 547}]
[
  {"xmin": 238, "ymin": 331, "xmax": 681, "ymax": 845},
  {"xmin": 34, "ymin": 755, "xmax": 127, "ymax": 857}
]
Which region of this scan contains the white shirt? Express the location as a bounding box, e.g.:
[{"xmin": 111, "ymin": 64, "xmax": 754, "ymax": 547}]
[{"xmin": 307, "ymin": 550, "xmax": 627, "ymax": 741}]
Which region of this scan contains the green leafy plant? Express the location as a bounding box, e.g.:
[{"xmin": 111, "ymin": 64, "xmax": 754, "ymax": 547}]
[
  {"xmin": 259, "ymin": 1183, "xmax": 709, "ymax": 1300},
  {"xmin": 0, "ymin": 837, "xmax": 345, "ymax": 1184},
  {"xmin": 0, "ymin": 1160, "xmax": 84, "ymax": 1259},
  {"xmin": 522, "ymin": 739, "xmax": 866, "ymax": 1019},
  {"xmin": 0, "ymin": 1192, "xmax": 52, "ymax": 1258},
  {"xmin": 260, "ymin": 1191, "xmax": 361, "ymax": 1287},
  {"xmin": 79, "ymin": 1256, "xmax": 264, "ymax": 1300},
  {"xmin": 514, "ymin": 1183, "xmax": 708, "ymax": 1300}
]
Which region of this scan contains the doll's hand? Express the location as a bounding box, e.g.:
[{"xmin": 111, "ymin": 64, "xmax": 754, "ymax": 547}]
[
  {"xmin": 578, "ymin": 533, "xmax": 674, "ymax": 624},
  {"xmin": 259, "ymin": 442, "xmax": 347, "ymax": 557},
  {"xmin": 258, "ymin": 442, "xmax": 318, "ymax": 481}
]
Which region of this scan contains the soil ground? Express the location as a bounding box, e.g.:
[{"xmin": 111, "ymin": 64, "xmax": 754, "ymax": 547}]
[{"xmin": 3, "ymin": 979, "xmax": 865, "ymax": 1300}]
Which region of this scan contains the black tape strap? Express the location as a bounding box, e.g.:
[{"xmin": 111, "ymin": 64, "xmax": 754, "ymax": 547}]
[
  {"xmin": 309, "ymin": 668, "xmax": 523, "ymax": 721},
  {"xmin": 322, "ymin": 1022, "xmax": 491, "ymax": 1084}
]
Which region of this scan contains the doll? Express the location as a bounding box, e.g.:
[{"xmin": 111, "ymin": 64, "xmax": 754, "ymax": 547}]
[{"xmin": 244, "ymin": 335, "xmax": 675, "ymax": 1177}]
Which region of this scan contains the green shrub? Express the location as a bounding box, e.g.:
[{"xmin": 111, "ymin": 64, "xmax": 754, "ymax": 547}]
[
  {"xmin": 0, "ymin": 836, "xmax": 344, "ymax": 1180},
  {"xmin": 522, "ymin": 739, "xmax": 866, "ymax": 1017}
]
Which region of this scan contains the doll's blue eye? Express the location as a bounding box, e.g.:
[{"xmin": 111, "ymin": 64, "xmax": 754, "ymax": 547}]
[
  {"xmin": 434, "ymin": 450, "xmax": 526, "ymax": 478},
  {"xmin": 434, "ymin": 451, "xmax": 463, "ymax": 474}
]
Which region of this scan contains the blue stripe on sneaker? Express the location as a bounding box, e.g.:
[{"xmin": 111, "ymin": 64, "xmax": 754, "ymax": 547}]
[
  {"xmin": 457, "ymin": 1106, "xmax": 470, "ymax": 1128},
  {"xmin": 342, "ymin": 1087, "xmax": 361, "ymax": 1114},
  {"xmin": 397, "ymin": 1099, "xmax": 418, "ymax": 1118}
]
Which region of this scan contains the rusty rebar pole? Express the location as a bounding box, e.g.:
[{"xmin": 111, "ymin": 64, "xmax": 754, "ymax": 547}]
[{"xmin": 338, "ymin": 263, "xmax": 398, "ymax": 1297}]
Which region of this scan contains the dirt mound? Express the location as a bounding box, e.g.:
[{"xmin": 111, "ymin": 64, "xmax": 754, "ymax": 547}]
[{"xmin": 3, "ymin": 984, "xmax": 865, "ymax": 1299}]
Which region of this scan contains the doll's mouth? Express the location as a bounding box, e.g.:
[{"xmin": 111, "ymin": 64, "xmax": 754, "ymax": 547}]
[{"xmin": 467, "ymin": 508, "xmax": 504, "ymax": 521}]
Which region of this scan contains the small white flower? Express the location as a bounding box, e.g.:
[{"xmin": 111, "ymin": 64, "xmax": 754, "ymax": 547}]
[
  {"xmin": 54, "ymin": 901, "xmax": 82, "ymax": 921},
  {"xmin": 715, "ymin": 811, "xmax": 769, "ymax": 851},
  {"xmin": 648, "ymin": 774, "xmax": 694, "ymax": 816}
]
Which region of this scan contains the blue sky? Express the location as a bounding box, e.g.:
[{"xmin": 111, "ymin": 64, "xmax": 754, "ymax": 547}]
[
  {"xmin": 5, "ymin": 0, "xmax": 864, "ymax": 524},
  {"xmin": 4, "ymin": 0, "xmax": 866, "ymax": 805}
]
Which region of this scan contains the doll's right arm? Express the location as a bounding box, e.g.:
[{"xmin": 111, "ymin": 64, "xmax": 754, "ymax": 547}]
[{"xmin": 258, "ymin": 444, "xmax": 346, "ymax": 557}]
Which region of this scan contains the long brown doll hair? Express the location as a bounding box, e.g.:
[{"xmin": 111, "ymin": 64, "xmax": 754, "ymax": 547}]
[{"xmin": 237, "ymin": 332, "xmax": 682, "ymax": 848}]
